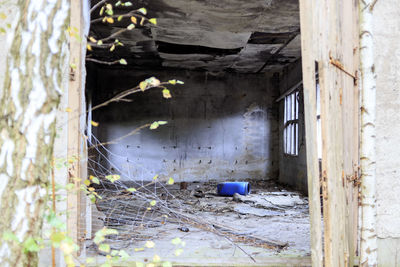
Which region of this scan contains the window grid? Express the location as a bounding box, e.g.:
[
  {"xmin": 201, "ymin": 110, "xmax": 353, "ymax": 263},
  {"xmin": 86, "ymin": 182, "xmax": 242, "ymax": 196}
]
[{"xmin": 284, "ymin": 90, "xmax": 299, "ymax": 156}]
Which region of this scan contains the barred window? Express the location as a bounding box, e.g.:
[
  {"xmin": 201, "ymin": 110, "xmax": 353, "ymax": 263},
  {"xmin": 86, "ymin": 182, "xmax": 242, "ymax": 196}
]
[{"xmin": 284, "ymin": 90, "xmax": 299, "ymax": 156}]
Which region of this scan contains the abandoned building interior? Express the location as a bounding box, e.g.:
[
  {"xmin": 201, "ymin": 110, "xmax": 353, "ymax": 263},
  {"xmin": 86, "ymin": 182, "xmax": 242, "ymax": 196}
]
[{"xmin": 84, "ymin": 0, "xmax": 316, "ymax": 265}]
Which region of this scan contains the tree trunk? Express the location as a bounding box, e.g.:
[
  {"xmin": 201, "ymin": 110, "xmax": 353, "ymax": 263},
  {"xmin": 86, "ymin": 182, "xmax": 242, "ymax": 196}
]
[
  {"xmin": 359, "ymin": 0, "xmax": 378, "ymax": 265},
  {"xmin": 0, "ymin": 1, "xmax": 69, "ymax": 266}
]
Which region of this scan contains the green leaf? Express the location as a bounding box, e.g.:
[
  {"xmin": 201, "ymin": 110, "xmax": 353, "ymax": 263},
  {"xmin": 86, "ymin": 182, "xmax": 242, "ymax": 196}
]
[
  {"xmin": 119, "ymin": 58, "xmax": 127, "ymax": 65},
  {"xmin": 23, "ymin": 237, "xmax": 40, "ymax": 253},
  {"xmin": 117, "ymin": 15, "xmax": 123, "ymax": 21},
  {"xmin": 150, "ymin": 200, "xmax": 156, "ymax": 206},
  {"xmin": 138, "ymin": 8, "xmax": 147, "ymax": 15},
  {"xmin": 127, "ymin": 187, "xmax": 137, "ymax": 192},
  {"xmin": 91, "ymin": 177, "xmax": 100, "ymax": 184},
  {"xmin": 149, "ymin": 122, "xmax": 159, "ymax": 130},
  {"xmin": 168, "ymin": 80, "xmax": 176, "ymax": 85},
  {"xmin": 105, "ymin": 9, "xmax": 113, "ymax": 16},
  {"xmin": 158, "ymin": 121, "xmax": 168, "ymax": 125},
  {"xmin": 115, "ymin": 1, "xmax": 122, "ymax": 7},
  {"xmin": 148, "ymin": 18, "xmax": 157, "ymax": 25},
  {"xmin": 127, "ymin": 24, "xmax": 135, "ymax": 30},
  {"xmin": 99, "ymin": 243, "xmax": 110, "ymax": 253},
  {"xmin": 124, "ymin": 2, "xmax": 133, "ymax": 7},
  {"xmin": 3, "ymin": 231, "xmax": 19, "ymax": 242},
  {"xmin": 105, "ymin": 174, "xmax": 120, "ymax": 183},
  {"xmin": 176, "ymin": 80, "xmax": 184, "ymax": 84},
  {"xmin": 50, "ymin": 232, "xmax": 65, "ymax": 247}
]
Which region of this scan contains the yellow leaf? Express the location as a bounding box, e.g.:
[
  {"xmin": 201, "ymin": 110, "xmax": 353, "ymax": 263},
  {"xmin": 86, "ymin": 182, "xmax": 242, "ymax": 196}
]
[
  {"xmin": 86, "ymin": 44, "xmax": 92, "ymax": 51},
  {"xmin": 106, "ymin": 17, "xmax": 114, "ymax": 24},
  {"xmin": 168, "ymin": 80, "xmax": 176, "ymax": 85},
  {"xmin": 117, "ymin": 15, "xmax": 123, "ymax": 21},
  {"xmin": 89, "ymin": 36, "xmax": 97, "ymax": 43},
  {"xmin": 0, "ymin": 12, "xmax": 7, "ymax": 20},
  {"xmin": 97, "ymin": 40, "xmax": 103, "ymax": 45},
  {"xmin": 140, "ymin": 17, "xmax": 145, "ymax": 26},
  {"xmin": 148, "ymin": 18, "xmax": 157, "ymax": 25},
  {"xmin": 134, "ymin": 247, "xmax": 144, "ymax": 252},
  {"xmin": 88, "ymin": 187, "xmax": 95, "ymax": 192},
  {"xmin": 130, "ymin": 16, "xmax": 137, "ymax": 24},
  {"xmin": 127, "ymin": 24, "xmax": 135, "ymax": 30},
  {"xmin": 174, "ymin": 248, "xmax": 183, "ymax": 256},
  {"xmin": 110, "ymin": 44, "xmax": 115, "ymax": 51},
  {"xmin": 84, "ymin": 180, "xmax": 90, "ymax": 186},
  {"xmin": 162, "ymin": 89, "xmax": 171, "ymax": 99},
  {"xmin": 153, "ymin": 255, "xmax": 161, "ymax": 263},
  {"xmin": 139, "ymin": 81, "xmax": 147, "ymax": 91},
  {"xmin": 145, "ymin": 241, "xmax": 155, "ymax": 248},
  {"xmin": 167, "ymin": 177, "xmax": 174, "ymax": 185},
  {"xmin": 152, "ymin": 174, "xmax": 159, "ymax": 180},
  {"xmin": 65, "ymin": 107, "xmax": 72, "ymax": 113},
  {"xmin": 127, "ymin": 187, "xmax": 137, "ymax": 192},
  {"xmin": 91, "ymin": 120, "xmax": 99, "ymax": 127},
  {"xmin": 150, "ymin": 200, "xmax": 156, "ymax": 206}
]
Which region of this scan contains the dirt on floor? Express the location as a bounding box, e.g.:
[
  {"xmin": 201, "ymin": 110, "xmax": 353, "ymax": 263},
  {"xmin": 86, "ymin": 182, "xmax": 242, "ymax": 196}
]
[{"xmin": 87, "ymin": 179, "xmax": 311, "ymax": 266}]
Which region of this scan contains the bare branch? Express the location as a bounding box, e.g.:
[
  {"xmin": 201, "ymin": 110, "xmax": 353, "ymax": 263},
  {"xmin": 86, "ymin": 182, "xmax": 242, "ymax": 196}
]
[
  {"xmin": 90, "ymin": 0, "xmax": 107, "ymax": 14},
  {"xmin": 86, "ymin": 58, "xmax": 121, "ymax": 65}
]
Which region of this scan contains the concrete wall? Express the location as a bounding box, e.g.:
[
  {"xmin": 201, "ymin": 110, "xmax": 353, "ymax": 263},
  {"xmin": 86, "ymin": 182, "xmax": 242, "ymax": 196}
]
[
  {"xmin": 373, "ymin": 1, "xmax": 400, "ymax": 266},
  {"xmin": 278, "ymin": 60, "xmax": 308, "ymax": 193},
  {"xmin": 88, "ymin": 67, "xmax": 279, "ymax": 182}
]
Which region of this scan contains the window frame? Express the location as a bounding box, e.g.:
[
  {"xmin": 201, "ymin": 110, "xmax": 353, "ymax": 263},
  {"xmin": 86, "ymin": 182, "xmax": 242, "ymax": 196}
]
[{"xmin": 283, "ymin": 90, "xmax": 300, "ymax": 156}]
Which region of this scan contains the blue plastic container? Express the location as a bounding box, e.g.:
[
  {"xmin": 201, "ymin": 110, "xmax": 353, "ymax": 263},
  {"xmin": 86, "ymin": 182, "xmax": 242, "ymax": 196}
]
[{"xmin": 217, "ymin": 182, "xmax": 251, "ymax": 196}]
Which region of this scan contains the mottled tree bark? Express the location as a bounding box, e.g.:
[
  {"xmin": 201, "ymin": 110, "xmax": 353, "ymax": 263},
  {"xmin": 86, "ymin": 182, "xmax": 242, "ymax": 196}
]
[
  {"xmin": 359, "ymin": 0, "xmax": 378, "ymax": 265},
  {"xmin": 0, "ymin": 1, "xmax": 69, "ymax": 266}
]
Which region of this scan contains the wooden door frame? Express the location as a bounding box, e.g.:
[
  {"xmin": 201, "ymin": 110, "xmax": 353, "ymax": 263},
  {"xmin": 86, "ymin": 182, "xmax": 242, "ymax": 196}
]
[{"xmin": 299, "ymin": 0, "xmax": 360, "ymax": 266}]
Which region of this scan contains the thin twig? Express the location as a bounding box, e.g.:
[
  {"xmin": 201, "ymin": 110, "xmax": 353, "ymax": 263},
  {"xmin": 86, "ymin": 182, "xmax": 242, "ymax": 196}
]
[
  {"xmin": 86, "ymin": 58, "xmax": 121, "ymax": 65},
  {"xmin": 91, "ymin": 10, "xmax": 147, "ymax": 24},
  {"xmin": 90, "ymin": 0, "xmax": 107, "ymax": 14},
  {"xmin": 91, "ymin": 82, "xmax": 169, "ymax": 112}
]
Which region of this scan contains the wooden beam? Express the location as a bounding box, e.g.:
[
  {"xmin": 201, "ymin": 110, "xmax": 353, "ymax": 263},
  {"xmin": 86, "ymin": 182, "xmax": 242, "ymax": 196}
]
[
  {"xmin": 298, "ymin": 0, "xmax": 323, "ymax": 266},
  {"xmin": 67, "ymin": 0, "xmax": 86, "ymax": 254}
]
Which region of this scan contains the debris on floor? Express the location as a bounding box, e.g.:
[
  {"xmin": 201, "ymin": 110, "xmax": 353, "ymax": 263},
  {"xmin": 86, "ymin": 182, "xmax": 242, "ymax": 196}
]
[{"xmin": 90, "ymin": 179, "xmax": 311, "ymax": 262}]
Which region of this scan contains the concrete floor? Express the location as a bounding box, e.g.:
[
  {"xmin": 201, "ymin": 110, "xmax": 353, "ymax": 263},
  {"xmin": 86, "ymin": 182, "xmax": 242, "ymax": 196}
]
[{"xmin": 87, "ymin": 180, "xmax": 311, "ymax": 266}]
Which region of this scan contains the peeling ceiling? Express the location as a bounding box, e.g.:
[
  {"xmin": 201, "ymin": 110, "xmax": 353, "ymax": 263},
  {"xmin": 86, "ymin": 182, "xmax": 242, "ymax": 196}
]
[{"xmin": 88, "ymin": 0, "xmax": 301, "ymax": 73}]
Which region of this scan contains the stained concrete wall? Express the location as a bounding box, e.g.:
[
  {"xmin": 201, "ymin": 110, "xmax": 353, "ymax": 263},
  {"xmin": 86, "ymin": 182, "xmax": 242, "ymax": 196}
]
[
  {"xmin": 88, "ymin": 67, "xmax": 279, "ymax": 182},
  {"xmin": 278, "ymin": 60, "xmax": 308, "ymax": 193},
  {"xmin": 373, "ymin": 1, "xmax": 400, "ymax": 266}
]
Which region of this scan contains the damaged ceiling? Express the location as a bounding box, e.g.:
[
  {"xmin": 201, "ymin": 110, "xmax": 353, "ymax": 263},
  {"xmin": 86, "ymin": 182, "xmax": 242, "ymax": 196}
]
[{"xmin": 88, "ymin": 0, "xmax": 301, "ymax": 73}]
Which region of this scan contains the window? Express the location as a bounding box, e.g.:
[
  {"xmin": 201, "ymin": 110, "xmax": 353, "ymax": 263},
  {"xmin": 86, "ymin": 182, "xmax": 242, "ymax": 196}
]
[{"xmin": 283, "ymin": 90, "xmax": 299, "ymax": 156}]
